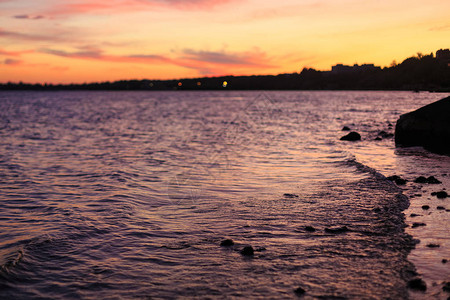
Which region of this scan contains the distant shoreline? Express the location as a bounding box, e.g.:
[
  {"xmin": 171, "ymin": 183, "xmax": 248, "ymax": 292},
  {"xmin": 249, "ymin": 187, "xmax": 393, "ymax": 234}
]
[{"xmin": 2, "ymin": 51, "xmax": 449, "ymax": 92}]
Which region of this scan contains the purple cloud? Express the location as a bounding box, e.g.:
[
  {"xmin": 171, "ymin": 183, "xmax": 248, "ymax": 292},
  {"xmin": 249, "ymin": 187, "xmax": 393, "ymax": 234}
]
[{"xmin": 13, "ymin": 14, "xmax": 44, "ymax": 20}]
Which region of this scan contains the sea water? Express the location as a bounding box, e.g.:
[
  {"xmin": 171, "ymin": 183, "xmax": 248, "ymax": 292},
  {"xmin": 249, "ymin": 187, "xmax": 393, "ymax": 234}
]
[{"xmin": 0, "ymin": 91, "xmax": 448, "ymax": 299}]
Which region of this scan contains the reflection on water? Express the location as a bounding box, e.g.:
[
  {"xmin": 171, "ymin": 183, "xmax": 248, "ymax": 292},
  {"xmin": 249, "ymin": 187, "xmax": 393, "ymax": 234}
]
[{"xmin": 0, "ymin": 91, "xmax": 448, "ymax": 299}]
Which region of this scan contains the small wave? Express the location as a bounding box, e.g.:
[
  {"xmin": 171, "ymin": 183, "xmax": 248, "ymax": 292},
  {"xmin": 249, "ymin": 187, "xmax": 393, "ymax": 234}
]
[{"xmin": 0, "ymin": 248, "xmax": 24, "ymax": 278}]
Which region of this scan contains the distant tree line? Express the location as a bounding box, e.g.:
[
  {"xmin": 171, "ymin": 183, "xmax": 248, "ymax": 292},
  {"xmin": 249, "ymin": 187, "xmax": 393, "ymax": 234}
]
[{"xmin": 1, "ymin": 52, "xmax": 449, "ymax": 91}]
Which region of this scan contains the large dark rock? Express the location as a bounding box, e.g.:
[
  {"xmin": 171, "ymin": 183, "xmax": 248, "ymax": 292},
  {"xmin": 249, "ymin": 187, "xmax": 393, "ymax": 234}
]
[
  {"xmin": 395, "ymin": 96, "xmax": 450, "ymax": 154},
  {"xmin": 340, "ymin": 131, "xmax": 361, "ymax": 141}
]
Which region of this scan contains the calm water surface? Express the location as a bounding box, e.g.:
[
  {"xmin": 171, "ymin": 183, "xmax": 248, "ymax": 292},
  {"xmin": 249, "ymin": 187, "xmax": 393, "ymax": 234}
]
[{"xmin": 0, "ymin": 91, "xmax": 449, "ymax": 299}]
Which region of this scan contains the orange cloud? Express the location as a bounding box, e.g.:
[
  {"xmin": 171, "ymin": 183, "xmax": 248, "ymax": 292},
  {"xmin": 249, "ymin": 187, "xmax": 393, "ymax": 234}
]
[
  {"xmin": 0, "ymin": 48, "xmax": 33, "ymax": 56},
  {"xmin": 3, "ymin": 58, "xmax": 22, "ymax": 65},
  {"xmin": 39, "ymin": 47, "xmax": 275, "ymax": 76}
]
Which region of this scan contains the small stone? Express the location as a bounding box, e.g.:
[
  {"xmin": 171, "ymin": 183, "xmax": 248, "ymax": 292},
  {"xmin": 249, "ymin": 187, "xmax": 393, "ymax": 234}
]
[
  {"xmin": 442, "ymin": 259, "xmax": 448, "ymax": 264},
  {"xmin": 422, "ymin": 205, "xmax": 430, "ymax": 210},
  {"xmin": 325, "ymin": 226, "xmax": 349, "ymax": 234},
  {"xmin": 411, "ymin": 222, "xmax": 426, "ymax": 228},
  {"xmin": 378, "ymin": 131, "xmax": 394, "ymax": 138},
  {"xmin": 283, "ymin": 193, "xmax": 299, "ymax": 198},
  {"xmin": 240, "ymin": 246, "xmax": 254, "ymax": 256},
  {"xmin": 410, "ymin": 213, "xmax": 420, "ymax": 217},
  {"xmin": 220, "ymin": 239, "xmax": 234, "ymax": 247},
  {"xmin": 437, "ymin": 206, "xmax": 445, "ymax": 210},
  {"xmin": 408, "ymin": 278, "xmax": 427, "ymax": 291},
  {"xmin": 294, "ymin": 287, "xmax": 306, "ymax": 296},
  {"xmin": 443, "ymin": 282, "xmax": 450, "ymax": 292},
  {"xmin": 436, "ymin": 191, "xmax": 448, "ymax": 199},
  {"xmin": 426, "ymin": 243, "xmax": 440, "ymax": 248},
  {"xmin": 387, "ymin": 175, "xmax": 401, "ymax": 181},
  {"xmin": 374, "ymin": 137, "xmax": 382, "ymax": 141},
  {"xmin": 340, "ymin": 131, "xmax": 361, "ymax": 141},
  {"xmin": 414, "ymin": 176, "xmax": 428, "ymax": 183},
  {"xmin": 387, "ymin": 175, "xmax": 407, "ymax": 185},
  {"xmin": 305, "ymin": 226, "xmax": 316, "ymax": 232},
  {"xmin": 395, "ymin": 178, "xmax": 407, "ymax": 185},
  {"xmin": 342, "ymin": 126, "xmax": 351, "ymax": 131},
  {"xmin": 427, "ymin": 176, "xmax": 442, "ymax": 184}
]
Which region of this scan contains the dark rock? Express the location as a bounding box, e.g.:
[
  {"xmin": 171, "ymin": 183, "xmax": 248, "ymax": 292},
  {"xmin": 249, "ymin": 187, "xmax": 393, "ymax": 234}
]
[
  {"xmin": 431, "ymin": 192, "xmax": 438, "ymax": 196},
  {"xmin": 408, "ymin": 278, "xmax": 427, "ymax": 291},
  {"xmin": 437, "ymin": 206, "xmax": 445, "ymax": 210},
  {"xmin": 294, "ymin": 287, "xmax": 306, "ymax": 296},
  {"xmin": 220, "ymin": 239, "xmax": 234, "ymax": 247},
  {"xmin": 387, "ymin": 175, "xmax": 401, "ymax": 181},
  {"xmin": 378, "ymin": 131, "xmax": 394, "ymax": 138},
  {"xmin": 411, "ymin": 222, "xmax": 426, "ymax": 228},
  {"xmin": 395, "ymin": 178, "xmax": 407, "ymax": 185},
  {"xmin": 342, "ymin": 126, "xmax": 351, "ymax": 131},
  {"xmin": 305, "ymin": 226, "xmax": 316, "ymax": 232},
  {"xmin": 387, "ymin": 175, "xmax": 407, "ymax": 185},
  {"xmin": 374, "ymin": 137, "xmax": 382, "ymax": 141},
  {"xmin": 443, "ymin": 282, "xmax": 450, "ymax": 292},
  {"xmin": 395, "ymin": 96, "xmax": 450, "ymax": 155},
  {"xmin": 410, "ymin": 213, "xmax": 420, "ymax": 217},
  {"xmin": 426, "ymin": 176, "xmax": 442, "ymax": 184},
  {"xmin": 240, "ymin": 246, "xmax": 254, "ymax": 256},
  {"xmin": 422, "ymin": 205, "xmax": 430, "ymax": 210},
  {"xmin": 426, "ymin": 243, "xmax": 440, "ymax": 248},
  {"xmin": 443, "ymin": 259, "xmax": 448, "ymax": 264},
  {"xmin": 340, "ymin": 131, "xmax": 361, "ymax": 141},
  {"xmin": 325, "ymin": 226, "xmax": 350, "ymax": 234},
  {"xmin": 436, "ymin": 191, "xmax": 448, "ymax": 199},
  {"xmin": 414, "ymin": 176, "xmax": 428, "ymax": 183},
  {"xmin": 284, "ymin": 193, "xmax": 299, "ymax": 198}
]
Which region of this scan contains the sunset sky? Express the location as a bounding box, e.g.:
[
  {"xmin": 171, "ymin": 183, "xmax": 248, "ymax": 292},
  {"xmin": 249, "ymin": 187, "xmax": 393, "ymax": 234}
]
[{"xmin": 1, "ymin": 0, "xmax": 449, "ymax": 84}]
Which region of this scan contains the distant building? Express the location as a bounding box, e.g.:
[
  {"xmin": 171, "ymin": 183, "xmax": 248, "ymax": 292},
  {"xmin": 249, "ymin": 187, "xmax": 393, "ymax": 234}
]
[
  {"xmin": 436, "ymin": 49, "xmax": 450, "ymax": 67},
  {"xmin": 331, "ymin": 63, "xmax": 380, "ymax": 74}
]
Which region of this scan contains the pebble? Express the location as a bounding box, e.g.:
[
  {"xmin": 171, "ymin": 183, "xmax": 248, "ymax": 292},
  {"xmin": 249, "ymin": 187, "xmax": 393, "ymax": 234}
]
[
  {"xmin": 422, "ymin": 205, "xmax": 430, "ymax": 210},
  {"xmin": 411, "ymin": 222, "xmax": 426, "ymax": 228},
  {"xmin": 414, "ymin": 176, "xmax": 442, "ymax": 184},
  {"xmin": 240, "ymin": 246, "xmax": 254, "ymax": 256},
  {"xmin": 436, "ymin": 191, "xmax": 448, "ymax": 199},
  {"xmin": 325, "ymin": 226, "xmax": 349, "ymax": 234},
  {"xmin": 305, "ymin": 226, "xmax": 316, "ymax": 232},
  {"xmin": 284, "ymin": 193, "xmax": 299, "ymax": 198},
  {"xmin": 340, "ymin": 131, "xmax": 361, "ymax": 141},
  {"xmin": 408, "ymin": 278, "xmax": 427, "ymax": 291},
  {"xmin": 443, "ymin": 282, "xmax": 450, "ymax": 292},
  {"xmin": 294, "ymin": 287, "xmax": 306, "ymax": 296},
  {"xmin": 220, "ymin": 239, "xmax": 234, "ymax": 247},
  {"xmin": 426, "ymin": 243, "xmax": 440, "ymax": 248}
]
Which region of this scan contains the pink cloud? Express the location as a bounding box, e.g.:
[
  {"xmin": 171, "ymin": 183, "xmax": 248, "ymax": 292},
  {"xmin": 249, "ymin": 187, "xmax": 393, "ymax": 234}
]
[
  {"xmin": 0, "ymin": 28, "xmax": 66, "ymax": 42},
  {"xmin": 178, "ymin": 48, "xmax": 275, "ymax": 75},
  {"xmin": 13, "ymin": 14, "xmax": 44, "ymax": 20},
  {"xmin": 39, "ymin": 47, "xmax": 275, "ymax": 76},
  {"xmin": 45, "ymin": 0, "xmax": 236, "ymax": 16}
]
